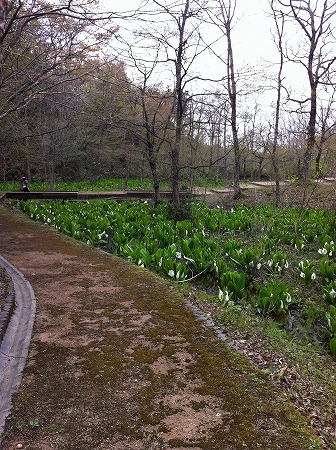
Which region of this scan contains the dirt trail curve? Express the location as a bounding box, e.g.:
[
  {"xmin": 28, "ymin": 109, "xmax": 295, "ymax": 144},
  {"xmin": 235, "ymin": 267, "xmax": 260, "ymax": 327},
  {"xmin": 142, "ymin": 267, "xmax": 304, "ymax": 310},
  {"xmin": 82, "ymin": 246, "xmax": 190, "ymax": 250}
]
[{"xmin": 0, "ymin": 206, "xmax": 317, "ymax": 450}]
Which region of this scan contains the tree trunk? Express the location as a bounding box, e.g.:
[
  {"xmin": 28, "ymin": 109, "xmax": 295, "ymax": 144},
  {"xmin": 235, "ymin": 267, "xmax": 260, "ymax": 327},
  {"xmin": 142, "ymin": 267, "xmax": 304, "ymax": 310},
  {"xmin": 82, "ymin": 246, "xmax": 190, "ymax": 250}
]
[
  {"xmin": 303, "ymin": 83, "xmax": 317, "ymax": 182},
  {"xmin": 171, "ymin": 0, "xmax": 190, "ymax": 219},
  {"xmin": 258, "ymin": 158, "xmax": 262, "ymax": 181},
  {"xmin": 171, "ymin": 140, "xmax": 181, "ymax": 217},
  {"xmin": 270, "ymin": 3, "xmax": 284, "ymax": 207},
  {"xmin": 224, "ymin": 3, "xmax": 241, "ymax": 199},
  {"xmin": 49, "ymin": 147, "xmax": 55, "ymax": 191},
  {"xmin": 25, "ymin": 157, "xmax": 31, "ymax": 183},
  {"xmin": 124, "ymin": 148, "xmax": 130, "ymax": 191},
  {"xmin": 1, "ymin": 152, "xmax": 6, "ymax": 182},
  {"xmin": 149, "ymin": 153, "xmax": 160, "ymax": 205},
  {"xmin": 315, "ymin": 114, "xmax": 328, "ymax": 178}
]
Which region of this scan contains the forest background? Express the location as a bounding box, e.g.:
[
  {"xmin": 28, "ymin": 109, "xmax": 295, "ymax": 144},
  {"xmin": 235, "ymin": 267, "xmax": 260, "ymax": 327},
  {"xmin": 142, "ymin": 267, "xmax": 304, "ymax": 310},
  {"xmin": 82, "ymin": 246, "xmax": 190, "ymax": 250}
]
[
  {"xmin": 0, "ymin": 0, "xmax": 335, "ymax": 213},
  {"xmin": 1, "ymin": 3, "xmax": 336, "ymax": 445}
]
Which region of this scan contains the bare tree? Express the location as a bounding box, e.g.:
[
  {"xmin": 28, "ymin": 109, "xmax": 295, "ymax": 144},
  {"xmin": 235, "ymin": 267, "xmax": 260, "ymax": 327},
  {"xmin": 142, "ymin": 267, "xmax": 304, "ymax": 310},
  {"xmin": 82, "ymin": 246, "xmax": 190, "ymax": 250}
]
[
  {"xmin": 0, "ymin": 1, "xmax": 116, "ymax": 122},
  {"xmin": 138, "ymin": 79, "xmax": 174, "ymax": 204},
  {"xmin": 270, "ymin": 0, "xmax": 285, "ymax": 206},
  {"xmin": 206, "ymin": 0, "xmax": 241, "ymax": 198},
  {"xmin": 277, "ymin": 0, "xmax": 336, "ymax": 181},
  {"xmin": 0, "ymin": 1, "xmax": 120, "ymax": 181},
  {"xmin": 125, "ymin": 0, "xmax": 208, "ymax": 218},
  {"xmin": 156, "ymin": 0, "xmax": 205, "ymax": 217},
  {"xmin": 315, "ymin": 86, "xmax": 336, "ymax": 176},
  {"xmin": 126, "ymin": 51, "xmax": 175, "ymax": 204}
]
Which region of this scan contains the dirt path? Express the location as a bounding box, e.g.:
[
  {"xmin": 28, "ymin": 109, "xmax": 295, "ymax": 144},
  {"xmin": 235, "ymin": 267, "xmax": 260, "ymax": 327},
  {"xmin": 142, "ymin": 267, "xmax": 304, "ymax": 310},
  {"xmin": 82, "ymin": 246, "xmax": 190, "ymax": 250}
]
[{"xmin": 0, "ymin": 206, "xmax": 317, "ymax": 450}]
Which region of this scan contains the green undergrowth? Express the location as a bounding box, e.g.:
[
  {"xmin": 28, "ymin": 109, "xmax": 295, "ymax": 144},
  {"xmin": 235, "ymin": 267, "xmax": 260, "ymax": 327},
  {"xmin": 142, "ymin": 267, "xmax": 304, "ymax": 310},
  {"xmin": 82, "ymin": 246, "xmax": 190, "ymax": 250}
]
[
  {"xmin": 0, "ymin": 178, "xmax": 172, "ymax": 192},
  {"xmin": 14, "ymin": 199, "xmax": 336, "ymax": 358},
  {"xmin": 0, "ymin": 177, "xmax": 234, "ymax": 193}
]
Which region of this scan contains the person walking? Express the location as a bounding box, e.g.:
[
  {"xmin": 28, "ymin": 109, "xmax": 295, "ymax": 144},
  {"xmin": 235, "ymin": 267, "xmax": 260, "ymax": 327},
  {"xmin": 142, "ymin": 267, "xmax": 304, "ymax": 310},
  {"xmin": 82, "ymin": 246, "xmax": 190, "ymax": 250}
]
[{"xmin": 20, "ymin": 176, "xmax": 29, "ymax": 192}]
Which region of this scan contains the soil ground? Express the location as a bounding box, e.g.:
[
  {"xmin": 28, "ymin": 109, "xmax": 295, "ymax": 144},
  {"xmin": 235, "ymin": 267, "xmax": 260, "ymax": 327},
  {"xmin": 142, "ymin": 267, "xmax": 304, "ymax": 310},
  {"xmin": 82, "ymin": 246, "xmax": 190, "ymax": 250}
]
[
  {"xmin": 0, "ymin": 202, "xmax": 321, "ymax": 450},
  {"xmin": 202, "ymin": 179, "xmax": 336, "ymax": 210}
]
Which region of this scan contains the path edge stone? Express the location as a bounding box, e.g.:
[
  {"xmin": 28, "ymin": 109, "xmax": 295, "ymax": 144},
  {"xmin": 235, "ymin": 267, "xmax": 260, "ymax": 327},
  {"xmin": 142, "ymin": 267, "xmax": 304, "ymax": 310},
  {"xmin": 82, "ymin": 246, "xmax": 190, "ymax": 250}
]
[
  {"xmin": 0, "ymin": 270, "xmax": 15, "ymax": 346},
  {"xmin": 0, "ymin": 255, "xmax": 36, "ymax": 443}
]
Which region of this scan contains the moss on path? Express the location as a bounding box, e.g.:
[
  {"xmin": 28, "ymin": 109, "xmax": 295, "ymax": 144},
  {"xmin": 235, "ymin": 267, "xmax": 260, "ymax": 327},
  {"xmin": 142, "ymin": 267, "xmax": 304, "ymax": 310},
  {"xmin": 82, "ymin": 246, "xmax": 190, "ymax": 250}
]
[{"xmin": 0, "ymin": 206, "xmax": 318, "ymax": 449}]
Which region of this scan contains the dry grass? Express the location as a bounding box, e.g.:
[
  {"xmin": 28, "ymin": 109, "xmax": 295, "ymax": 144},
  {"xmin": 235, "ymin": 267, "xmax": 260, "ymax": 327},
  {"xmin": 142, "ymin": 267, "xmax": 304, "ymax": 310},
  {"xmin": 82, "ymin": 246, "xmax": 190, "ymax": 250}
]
[{"xmin": 203, "ymin": 180, "xmax": 336, "ymax": 210}]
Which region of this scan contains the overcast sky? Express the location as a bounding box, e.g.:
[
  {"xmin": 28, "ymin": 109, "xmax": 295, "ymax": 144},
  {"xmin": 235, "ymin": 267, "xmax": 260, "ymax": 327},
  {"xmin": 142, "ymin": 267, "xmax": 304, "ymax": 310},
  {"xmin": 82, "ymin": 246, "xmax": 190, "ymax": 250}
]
[
  {"xmin": 99, "ymin": 0, "xmax": 309, "ymax": 108},
  {"xmin": 100, "ymin": 0, "xmax": 278, "ymax": 64}
]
